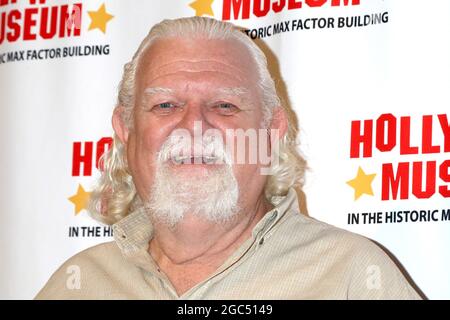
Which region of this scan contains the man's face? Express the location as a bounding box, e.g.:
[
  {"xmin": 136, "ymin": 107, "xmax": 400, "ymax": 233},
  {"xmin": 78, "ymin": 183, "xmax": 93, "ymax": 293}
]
[{"xmin": 115, "ymin": 37, "xmax": 271, "ymax": 224}]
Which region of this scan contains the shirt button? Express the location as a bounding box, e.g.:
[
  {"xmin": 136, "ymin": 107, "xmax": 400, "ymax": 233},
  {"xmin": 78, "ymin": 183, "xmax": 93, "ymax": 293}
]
[{"xmin": 259, "ymin": 237, "xmax": 265, "ymax": 245}]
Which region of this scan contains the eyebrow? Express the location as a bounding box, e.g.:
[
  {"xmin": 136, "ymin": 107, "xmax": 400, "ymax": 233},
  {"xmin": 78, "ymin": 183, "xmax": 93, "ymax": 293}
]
[
  {"xmin": 143, "ymin": 86, "xmax": 249, "ymax": 96},
  {"xmin": 141, "ymin": 87, "xmax": 174, "ymax": 108},
  {"xmin": 219, "ymin": 87, "xmax": 254, "ymax": 108},
  {"xmin": 218, "ymin": 86, "xmax": 251, "ymax": 99},
  {"xmin": 141, "ymin": 86, "xmax": 253, "ymax": 107},
  {"xmin": 143, "ymin": 87, "xmax": 174, "ymax": 96}
]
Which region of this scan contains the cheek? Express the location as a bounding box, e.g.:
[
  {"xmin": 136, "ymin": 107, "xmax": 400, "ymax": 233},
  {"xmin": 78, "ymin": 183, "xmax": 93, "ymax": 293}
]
[
  {"xmin": 232, "ymin": 163, "xmax": 267, "ymax": 194},
  {"xmin": 135, "ymin": 131, "xmax": 162, "ymax": 157},
  {"xmin": 125, "ymin": 130, "xmax": 167, "ymax": 199},
  {"xmin": 224, "ymin": 130, "xmax": 270, "ymax": 166},
  {"xmin": 215, "ymin": 113, "xmax": 264, "ymax": 131},
  {"xmin": 134, "ymin": 116, "xmax": 175, "ymax": 157},
  {"xmin": 126, "ymin": 127, "xmax": 169, "ymax": 184}
]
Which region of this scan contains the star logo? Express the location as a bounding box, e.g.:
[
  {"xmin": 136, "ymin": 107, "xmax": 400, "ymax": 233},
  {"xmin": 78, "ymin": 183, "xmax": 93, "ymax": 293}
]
[
  {"xmin": 189, "ymin": 0, "xmax": 215, "ymax": 17},
  {"xmin": 346, "ymin": 166, "xmax": 377, "ymax": 200},
  {"xmin": 68, "ymin": 184, "xmax": 92, "ymax": 215},
  {"xmin": 88, "ymin": 3, "xmax": 114, "ymax": 34}
]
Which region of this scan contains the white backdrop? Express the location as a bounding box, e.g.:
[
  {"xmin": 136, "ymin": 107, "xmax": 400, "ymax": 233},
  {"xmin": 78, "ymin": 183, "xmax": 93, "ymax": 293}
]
[{"xmin": 0, "ymin": 0, "xmax": 449, "ymax": 299}]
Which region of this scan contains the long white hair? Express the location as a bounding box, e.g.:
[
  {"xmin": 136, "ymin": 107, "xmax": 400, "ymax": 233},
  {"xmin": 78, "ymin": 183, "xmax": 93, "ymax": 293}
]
[{"xmin": 89, "ymin": 16, "xmax": 306, "ymax": 225}]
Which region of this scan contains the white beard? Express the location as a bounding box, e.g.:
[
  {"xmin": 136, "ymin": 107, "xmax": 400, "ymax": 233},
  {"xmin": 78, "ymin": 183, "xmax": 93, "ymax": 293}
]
[{"xmin": 145, "ymin": 134, "xmax": 240, "ymax": 227}]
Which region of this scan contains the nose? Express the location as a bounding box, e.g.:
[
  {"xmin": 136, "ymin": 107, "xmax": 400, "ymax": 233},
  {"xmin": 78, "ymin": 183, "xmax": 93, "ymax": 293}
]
[{"xmin": 174, "ymin": 103, "xmax": 214, "ymax": 136}]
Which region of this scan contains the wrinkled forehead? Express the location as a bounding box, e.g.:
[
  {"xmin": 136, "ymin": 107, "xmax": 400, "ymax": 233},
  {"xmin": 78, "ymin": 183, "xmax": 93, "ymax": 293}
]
[{"xmin": 135, "ymin": 37, "xmax": 260, "ymax": 87}]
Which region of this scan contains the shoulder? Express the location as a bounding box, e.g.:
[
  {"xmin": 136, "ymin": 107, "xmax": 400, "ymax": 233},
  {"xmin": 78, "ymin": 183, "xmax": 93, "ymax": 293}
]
[
  {"xmin": 277, "ymin": 211, "xmax": 382, "ymax": 256},
  {"xmin": 35, "ymin": 241, "xmax": 132, "ymax": 300},
  {"xmin": 50, "ymin": 241, "xmax": 125, "ymax": 272},
  {"xmin": 275, "ymin": 212, "xmax": 423, "ymax": 299}
]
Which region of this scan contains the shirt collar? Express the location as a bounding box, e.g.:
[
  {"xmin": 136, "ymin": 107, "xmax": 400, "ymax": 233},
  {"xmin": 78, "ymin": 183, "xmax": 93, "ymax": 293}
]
[
  {"xmin": 251, "ymin": 187, "xmax": 300, "ymax": 240},
  {"xmin": 112, "ymin": 187, "xmax": 301, "ymax": 265}
]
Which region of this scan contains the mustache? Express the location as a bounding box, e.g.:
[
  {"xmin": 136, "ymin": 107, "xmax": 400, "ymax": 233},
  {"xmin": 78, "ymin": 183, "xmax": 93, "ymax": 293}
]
[{"xmin": 156, "ymin": 134, "xmax": 232, "ymax": 165}]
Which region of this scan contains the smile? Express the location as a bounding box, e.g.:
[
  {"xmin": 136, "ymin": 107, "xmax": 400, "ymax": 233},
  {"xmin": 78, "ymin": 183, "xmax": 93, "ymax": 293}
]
[{"xmin": 172, "ymin": 155, "xmax": 218, "ymax": 165}]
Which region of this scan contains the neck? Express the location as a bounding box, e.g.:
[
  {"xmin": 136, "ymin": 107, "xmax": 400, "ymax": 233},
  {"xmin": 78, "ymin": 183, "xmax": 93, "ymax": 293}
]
[{"xmin": 147, "ymin": 193, "xmax": 272, "ymax": 295}]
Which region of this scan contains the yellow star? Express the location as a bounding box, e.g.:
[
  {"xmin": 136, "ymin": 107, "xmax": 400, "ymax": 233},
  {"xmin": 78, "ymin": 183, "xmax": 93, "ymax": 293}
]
[
  {"xmin": 68, "ymin": 184, "xmax": 91, "ymax": 215},
  {"xmin": 346, "ymin": 166, "xmax": 376, "ymax": 200},
  {"xmin": 189, "ymin": 0, "xmax": 215, "ymax": 17},
  {"xmin": 88, "ymin": 3, "xmax": 114, "ymax": 34}
]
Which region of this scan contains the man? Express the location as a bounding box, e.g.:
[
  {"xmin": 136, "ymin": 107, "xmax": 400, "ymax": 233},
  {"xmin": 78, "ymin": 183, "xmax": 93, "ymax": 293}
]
[{"xmin": 36, "ymin": 16, "xmax": 422, "ymax": 299}]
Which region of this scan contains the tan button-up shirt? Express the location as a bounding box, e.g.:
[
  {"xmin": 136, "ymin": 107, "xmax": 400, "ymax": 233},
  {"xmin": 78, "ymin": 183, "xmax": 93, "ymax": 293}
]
[{"xmin": 36, "ymin": 188, "xmax": 422, "ymax": 299}]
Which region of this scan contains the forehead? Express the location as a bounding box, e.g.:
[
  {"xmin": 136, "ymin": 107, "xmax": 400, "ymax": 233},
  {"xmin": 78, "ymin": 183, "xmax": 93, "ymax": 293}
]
[{"xmin": 135, "ymin": 37, "xmax": 259, "ymax": 89}]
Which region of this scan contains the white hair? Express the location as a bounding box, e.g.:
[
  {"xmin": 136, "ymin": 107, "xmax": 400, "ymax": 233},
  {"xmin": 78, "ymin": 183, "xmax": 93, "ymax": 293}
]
[
  {"xmin": 89, "ymin": 16, "xmax": 306, "ymax": 225},
  {"xmin": 146, "ymin": 133, "xmax": 239, "ymax": 227}
]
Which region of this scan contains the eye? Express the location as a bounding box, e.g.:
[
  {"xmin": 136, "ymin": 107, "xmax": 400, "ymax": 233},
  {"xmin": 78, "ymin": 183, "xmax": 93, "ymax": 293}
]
[
  {"xmin": 214, "ymin": 103, "xmax": 240, "ymax": 115},
  {"xmin": 151, "ymin": 102, "xmax": 177, "ymax": 114},
  {"xmin": 158, "ymin": 102, "xmax": 174, "ymax": 109}
]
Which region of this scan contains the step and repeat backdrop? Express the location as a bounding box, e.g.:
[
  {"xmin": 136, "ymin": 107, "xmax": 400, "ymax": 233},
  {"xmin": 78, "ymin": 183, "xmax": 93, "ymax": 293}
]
[{"xmin": 0, "ymin": 0, "xmax": 449, "ymax": 299}]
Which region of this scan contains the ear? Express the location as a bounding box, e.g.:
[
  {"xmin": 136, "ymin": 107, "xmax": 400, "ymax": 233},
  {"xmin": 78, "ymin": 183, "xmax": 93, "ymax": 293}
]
[
  {"xmin": 112, "ymin": 106, "xmax": 129, "ymax": 145},
  {"xmin": 269, "ymin": 106, "xmax": 288, "ymax": 141}
]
